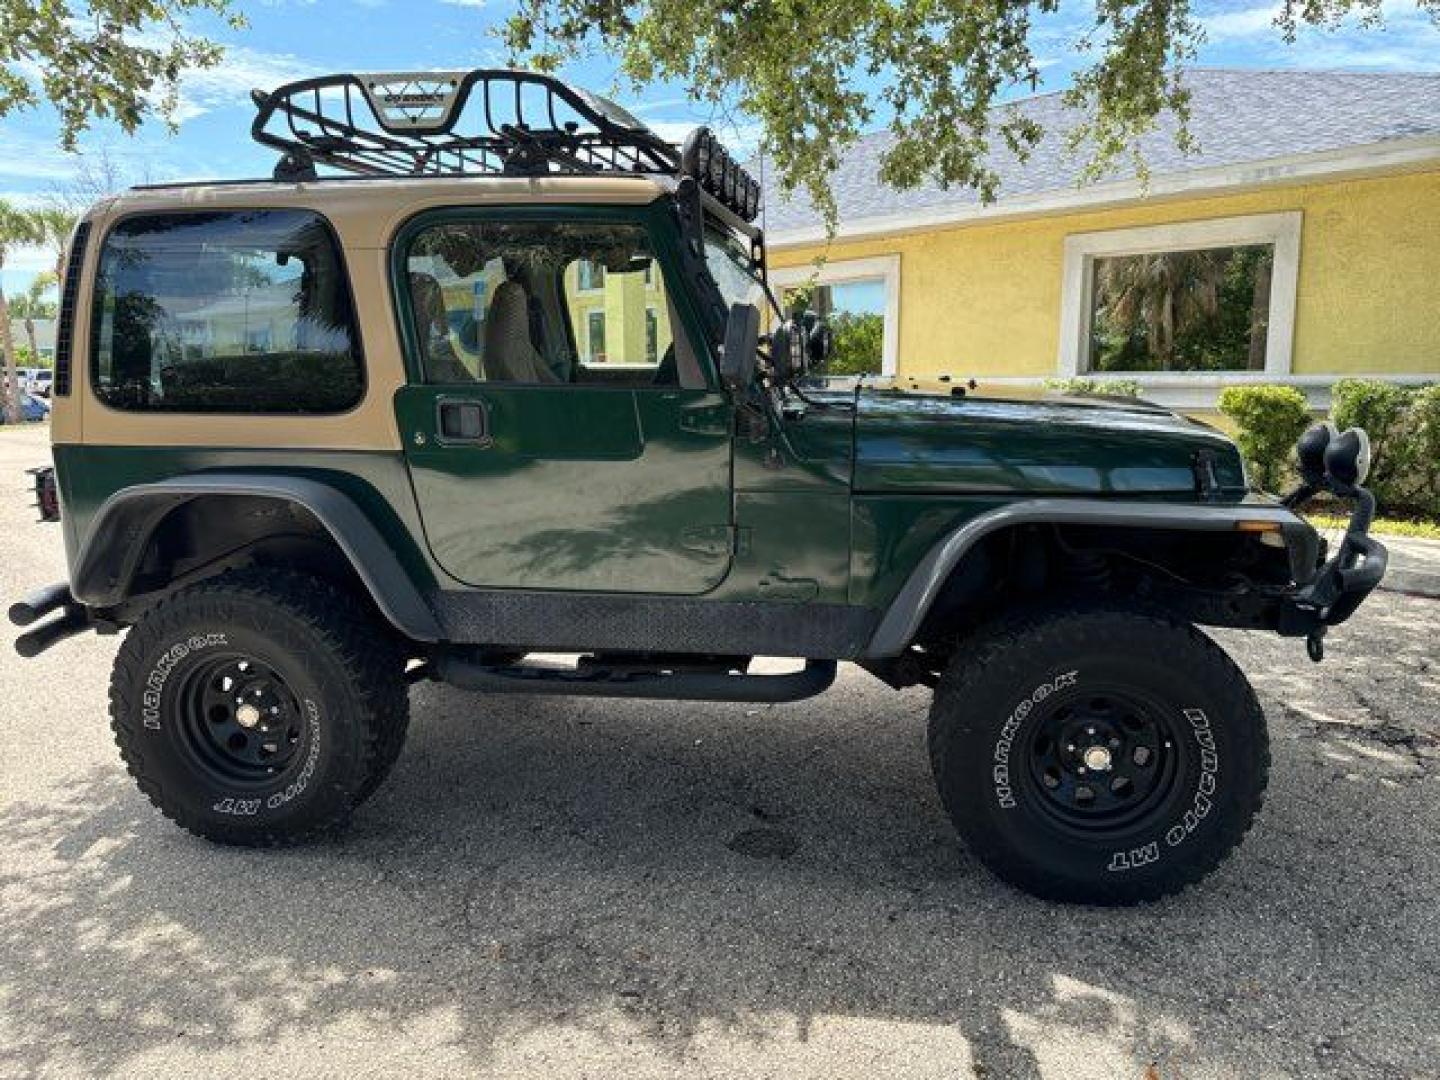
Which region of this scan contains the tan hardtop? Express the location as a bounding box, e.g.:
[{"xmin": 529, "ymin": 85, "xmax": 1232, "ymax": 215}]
[{"xmin": 102, "ymin": 174, "xmax": 670, "ymax": 247}]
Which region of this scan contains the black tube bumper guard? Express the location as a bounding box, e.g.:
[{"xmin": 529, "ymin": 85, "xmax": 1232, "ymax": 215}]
[{"xmin": 1276, "ymin": 487, "xmax": 1387, "ymax": 649}]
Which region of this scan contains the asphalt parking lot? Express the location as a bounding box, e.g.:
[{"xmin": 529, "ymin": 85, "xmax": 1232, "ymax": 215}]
[{"xmin": 2, "ymin": 422, "xmax": 1437, "ymax": 1079}]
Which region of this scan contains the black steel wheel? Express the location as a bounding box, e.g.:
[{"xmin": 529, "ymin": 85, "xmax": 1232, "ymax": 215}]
[
  {"xmin": 109, "ymin": 569, "xmax": 408, "ymax": 845},
  {"xmin": 928, "ymin": 607, "xmax": 1269, "ymax": 905},
  {"xmin": 1023, "ymin": 689, "xmax": 1181, "ymax": 832},
  {"xmin": 174, "ymin": 654, "xmax": 309, "ymax": 784}
]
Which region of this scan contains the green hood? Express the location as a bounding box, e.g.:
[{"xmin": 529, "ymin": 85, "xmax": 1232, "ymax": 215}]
[{"xmin": 847, "ymin": 390, "xmax": 1247, "ymax": 497}]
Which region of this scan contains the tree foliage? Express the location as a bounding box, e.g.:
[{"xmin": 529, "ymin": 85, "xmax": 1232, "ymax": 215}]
[
  {"xmin": 502, "ymin": 0, "xmax": 1438, "ymax": 232},
  {"xmin": 0, "ymin": 200, "xmax": 43, "ymax": 422},
  {"xmin": 0, "ymin": 0, "xmax": 243, "ymax": 149},
  {"xmin": 1331, "ymin": 378, "xmax": 1440, "ymax": 517}
]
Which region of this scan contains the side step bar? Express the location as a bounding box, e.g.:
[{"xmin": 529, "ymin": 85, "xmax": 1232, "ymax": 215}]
[{"xmin": 433, "ymin": 655, "xmax": 838, "ymax": 703}]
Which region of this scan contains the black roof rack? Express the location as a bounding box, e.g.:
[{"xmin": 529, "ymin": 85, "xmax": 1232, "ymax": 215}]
[{"xmin": 250, "ymin": 69, "xmax": 762, "ymax": 222}]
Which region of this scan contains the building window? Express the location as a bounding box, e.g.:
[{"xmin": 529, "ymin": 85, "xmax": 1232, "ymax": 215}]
[
  {"xmin": 768, "ymin": 255, "xmax": 900, "ymax": 376},
  {"xmin": 576, "ymin": 260, "xmax": 605, "ymax": 292},
  {"xmin": 587, "ymin": 311, "xmax": 606, "ymax": 362},
  {"xmin": 1059, "ymin": 212, "xmax": 1301, "ymax": 378}
]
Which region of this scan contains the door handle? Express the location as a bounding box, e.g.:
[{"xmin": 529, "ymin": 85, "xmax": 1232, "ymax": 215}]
[{"xmin": 436, "ymin": 398, "xmax": 491, "ymax": 445}]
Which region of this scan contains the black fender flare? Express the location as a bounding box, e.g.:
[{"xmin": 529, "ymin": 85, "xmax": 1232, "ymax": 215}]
[
  {"xmin": 70, "ymin": 474, "xmax": 444, "ymax": 642},
  {"xmin": 862, "ymin": 498, "xmax": 1316, "ymax": 657}
]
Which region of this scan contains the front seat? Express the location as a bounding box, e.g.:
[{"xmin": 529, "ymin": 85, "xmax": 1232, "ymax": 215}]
[
  {"xmin": 483, "ymin": 281, "xmax": 557, "ymax": 383},
  {"xmin": 409, "ymin": 272, "xmax": 474, "ymax": 384}
]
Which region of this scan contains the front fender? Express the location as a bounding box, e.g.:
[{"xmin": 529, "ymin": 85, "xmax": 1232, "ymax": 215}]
[
  {"xmin": 863, "ymin": 497, "xmax": 1318, "ymax": 657},
  {"xmin": 70, "ymin": 474, "xmax": 444, "ymax": 642}
]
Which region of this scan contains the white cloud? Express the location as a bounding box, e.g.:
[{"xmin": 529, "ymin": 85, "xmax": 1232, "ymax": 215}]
[
  {"xmin": 165, "ymin": 45, "xmax": 317, "ymax": 123},
  {"xmin": 0, "ymin": 139, "xmax": 81, "ymax": 183},
  {"xmin": 645, "ymin": 119, "xmax": 764, "ymax": 156},
  {"xmin": 441, "ymin": 0, "xmax": 489, "ymax": 6},
  {"xmin": 1202, "ymin": 5, "xmax": 1282, "ymax": 40},
  {"xmin": 1200, "ymin": 0, "xmax": 1440, "ymax": 61}
]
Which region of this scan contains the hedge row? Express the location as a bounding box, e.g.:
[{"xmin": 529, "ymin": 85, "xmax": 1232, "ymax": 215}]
[{"xmin": 1218, "ymin": 380, "xmax": 1440, "ymax": 517}]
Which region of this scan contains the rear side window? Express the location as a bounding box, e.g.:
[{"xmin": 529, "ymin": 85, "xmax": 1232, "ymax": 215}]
[{"xmin": 90, "ymin": 210, "xmax": 362, "ymax": 413}]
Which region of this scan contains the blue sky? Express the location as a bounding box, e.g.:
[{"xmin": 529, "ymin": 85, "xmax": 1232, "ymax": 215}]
[{"xmin": 3, "ymin": 0, "xmax": 1439, "ymax": 297}]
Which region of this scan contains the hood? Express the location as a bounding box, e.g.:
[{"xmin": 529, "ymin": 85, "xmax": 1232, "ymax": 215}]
[{"xmin": 848, "ymin": 389, "xmax": 1246, "ymax": 496}]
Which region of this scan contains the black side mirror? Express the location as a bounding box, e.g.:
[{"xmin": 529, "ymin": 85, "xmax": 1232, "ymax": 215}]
[{"xmin": 720, "ymin": 303, "xmax": 760, "ymax": 394}]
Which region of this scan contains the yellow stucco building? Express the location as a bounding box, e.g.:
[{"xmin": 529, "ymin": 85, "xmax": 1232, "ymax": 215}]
[{"xmin": 764, "ymin": 70, "xmax": 1440, "ymax": 411}]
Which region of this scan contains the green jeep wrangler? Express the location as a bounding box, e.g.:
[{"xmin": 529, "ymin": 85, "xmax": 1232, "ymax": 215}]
[{"xmin": 9, "ymin": 70, "xmax": 1387, "ymax": 904}]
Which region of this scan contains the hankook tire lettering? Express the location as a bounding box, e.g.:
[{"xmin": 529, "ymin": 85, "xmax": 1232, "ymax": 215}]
[
  {"xmin": 993, "ymin": 670, "xmax": 1079, "ymax": 809},
  {"xmin": 142, "ymin": 634, "xmax": 228, "ymax": 730}
]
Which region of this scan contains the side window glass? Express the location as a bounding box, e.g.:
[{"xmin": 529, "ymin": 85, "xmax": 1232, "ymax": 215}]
[
  {"xmin": 402, "ymin": 220, "xmax": 679, "ymax": 387},
  {"xmin": 91, "ymin": 210, "xmax": 362, "ymax": 413}
]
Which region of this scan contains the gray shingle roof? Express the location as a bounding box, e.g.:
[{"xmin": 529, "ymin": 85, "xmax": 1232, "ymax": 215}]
[{"xmin": 758, "ymin": 69, "xmax": 1440, "ymax": 235}]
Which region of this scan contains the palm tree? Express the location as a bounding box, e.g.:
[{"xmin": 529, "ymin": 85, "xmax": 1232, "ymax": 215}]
[
  {"xmin": 19, "ymin": 272, "xmax": 58, "ymax": 373},
  {"xmin": 1092, "ymin": 250, "xmax": 1226, "ymax": 370},
  {"xmin": 0, "ymin": 201, "xmax": 43, "ymax": 423},
  {"xmin": 33, "ymin": 208, "xmax": 79, "ymax": 283}
]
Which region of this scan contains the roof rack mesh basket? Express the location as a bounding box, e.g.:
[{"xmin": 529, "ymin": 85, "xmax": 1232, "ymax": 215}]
[{"xmin": 249, "ymin": 69, "xmax": 762, "ymax": 221}]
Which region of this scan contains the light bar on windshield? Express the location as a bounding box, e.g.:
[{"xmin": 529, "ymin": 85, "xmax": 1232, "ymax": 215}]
[{"xmin": 681, "ymin": 127, "xmax": 762, "ymax": 222}]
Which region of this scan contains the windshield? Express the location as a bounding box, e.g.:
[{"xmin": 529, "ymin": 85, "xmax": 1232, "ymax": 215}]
[{"xmin": 704, "ymin": 229, "xmax": 773, "ymax": 316}]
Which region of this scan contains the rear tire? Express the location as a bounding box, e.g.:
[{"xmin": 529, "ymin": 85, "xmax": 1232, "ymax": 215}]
[
  {"xmin": 928, "ymin": 607, "xmax": 1269, "ymax": 904},
  {"xmin": 109, "ymin": 569, "xmax": 409, "ymax": 845}
]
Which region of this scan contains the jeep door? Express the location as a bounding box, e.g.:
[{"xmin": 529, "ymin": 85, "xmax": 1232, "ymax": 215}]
[{"xmin": 392, "ymin": 205, "xmax": 734, "ymax": 594}]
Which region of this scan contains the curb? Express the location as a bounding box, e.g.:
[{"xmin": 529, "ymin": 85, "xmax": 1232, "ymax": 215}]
[{"xmin": 1379, "ymin": 569, "xmax": 1440, "ymax": 600}]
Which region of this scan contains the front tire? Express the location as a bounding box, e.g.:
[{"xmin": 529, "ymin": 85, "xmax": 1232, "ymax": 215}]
[
  {"xmin": 928, "ymin": 608, "xmax": 1269, "ymax": 904},
  {"xmin": 109, "ymin": 569, "xmax": 409, "ymax": 845}
]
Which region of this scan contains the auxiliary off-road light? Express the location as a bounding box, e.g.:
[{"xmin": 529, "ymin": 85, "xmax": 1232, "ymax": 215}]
[
  {"xmin": 1325, "ymin": 427, "xmax": 1372, "ymax": 488},
  {"xmin": 1295, "ymin": 421, "xmax": 1339, "ymax": 486}
]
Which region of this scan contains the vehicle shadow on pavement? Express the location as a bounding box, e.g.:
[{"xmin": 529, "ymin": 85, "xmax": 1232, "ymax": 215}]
[{"xmin": 1, "ymin": 666, "xmax": 1436, "ymax": 1078}]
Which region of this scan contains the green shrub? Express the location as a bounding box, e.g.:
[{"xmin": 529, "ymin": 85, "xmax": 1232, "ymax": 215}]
[
  {"xmin": 1042, "ymin": 377, "xmax": 1142, "ymax": 398},
  {"xmin": 1330, "ymin": 379, "xmax": 1439, "ymax": 518},
  {"xmin": 825, "ymin": 311, "xmax": 884, "ymax": 376},
  {"xmin": 1217, "ymin": 384, "xmax": 1312, "ymax": 492},
  {"xmin": 1408, "ymin": 385, "xmax": 1440, "ymax": 516}
]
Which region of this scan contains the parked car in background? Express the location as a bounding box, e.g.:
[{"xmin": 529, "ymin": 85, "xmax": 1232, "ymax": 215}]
[
  {"xmin": 3, "ymin": 392, "xmax": 51, "ymax": 423},
  {"xmin": 29, "ymin": 370, "xmax": 53, "ymax": 398}
]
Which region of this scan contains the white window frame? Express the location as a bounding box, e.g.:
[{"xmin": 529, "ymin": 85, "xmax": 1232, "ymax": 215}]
[
  {"xmin": 586, "ymin": 309, "xmax": 606, "ymax": 362},
  {"xmin": 769, "ymin": 254, "xmax": 901, "ymax": 376},
  {"xmin": 1057, "ymin": 211, "xmax": 1302, "ymax": 379}
]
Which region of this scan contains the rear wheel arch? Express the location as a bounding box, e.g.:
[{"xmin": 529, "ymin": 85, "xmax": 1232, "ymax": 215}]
[{"xmin": 71, "ymin": 475, "xmax": 443, "ymax": 643}]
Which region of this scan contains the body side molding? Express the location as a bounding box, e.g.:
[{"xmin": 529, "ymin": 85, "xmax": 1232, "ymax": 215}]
[
  {"xmin": 864, "ymin": 498, "xmax": 1311, "ymax": 657},
  {"xmin": 71, "ymin": 474, "xmax": 444, "ymax": 642}
]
